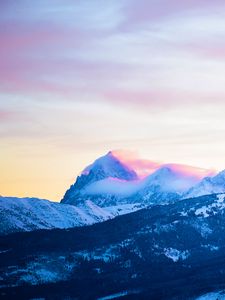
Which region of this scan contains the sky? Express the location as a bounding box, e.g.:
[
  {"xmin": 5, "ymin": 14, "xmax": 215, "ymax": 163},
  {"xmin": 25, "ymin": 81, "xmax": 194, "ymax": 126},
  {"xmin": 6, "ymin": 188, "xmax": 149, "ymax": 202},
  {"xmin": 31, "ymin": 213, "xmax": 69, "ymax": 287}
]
[{"xmin": 1, "ymin": 0, "xmax": 225, "ymax": 201}]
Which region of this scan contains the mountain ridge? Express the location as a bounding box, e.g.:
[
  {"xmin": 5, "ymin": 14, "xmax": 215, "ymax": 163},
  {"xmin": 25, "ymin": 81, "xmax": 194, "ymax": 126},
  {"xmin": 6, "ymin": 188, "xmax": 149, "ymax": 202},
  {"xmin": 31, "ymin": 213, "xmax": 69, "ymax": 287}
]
[{"xmin": 61, "ymin": 151, "xmax": 218, "ymax": 207}]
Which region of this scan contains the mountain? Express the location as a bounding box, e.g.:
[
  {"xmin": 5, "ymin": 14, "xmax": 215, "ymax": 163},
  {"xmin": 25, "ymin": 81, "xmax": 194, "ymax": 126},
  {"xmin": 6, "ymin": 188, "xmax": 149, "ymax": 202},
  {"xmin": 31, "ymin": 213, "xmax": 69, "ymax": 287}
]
[
  {"xmin": 61, "ymin": 151, "xmax": 138, "ymax": 206},
  {"xmin": 2, "ymin": 193, "xmax": 225, "ymax": 299},
  {"xmin": 145, "ymin": 164, "xmax": 201, "ymax": 193},
  {"xmin": 82, "ymin": 151, "xmax": 138, "ymax": 181},
  {"xmin": 1, "ymin": 152, "xmax": 218, "ymax": 235},
  {"xmin": 0, "ymin": 196, "xmax": 143, "ymax": 235},
  {"xmin": 184, "ymin": 169, "xmax": 225, "ymax": 199},
  {"xmin": 62, "ymin": 153, "xmax": 208, "ymax": 207},
  {"xmin": 134, "ymin": 165, "xmax": 203, "ymax": 204}
]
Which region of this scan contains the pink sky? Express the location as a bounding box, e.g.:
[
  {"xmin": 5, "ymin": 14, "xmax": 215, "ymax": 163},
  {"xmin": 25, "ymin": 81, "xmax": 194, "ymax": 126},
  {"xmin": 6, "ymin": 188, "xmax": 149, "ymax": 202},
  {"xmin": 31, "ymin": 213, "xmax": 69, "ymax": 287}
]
[{"xmin": 1, "ymin": 0, "xmax": 225, "ymax": 200}]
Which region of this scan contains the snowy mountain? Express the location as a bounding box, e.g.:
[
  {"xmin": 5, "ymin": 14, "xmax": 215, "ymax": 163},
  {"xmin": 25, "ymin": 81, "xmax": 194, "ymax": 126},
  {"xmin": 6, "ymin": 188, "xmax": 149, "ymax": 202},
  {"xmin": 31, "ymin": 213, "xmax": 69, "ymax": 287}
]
[
  {"xmin": 144, "ymin": 165, "xmax": 201, "ymax": 193},
  {"xmin": 82, "ymin": 151, "xmax": 138, "ymax": 181},
  {"xmin": 0, "ymin": 196, "xmax": 143, "ymax": 235},
  {"xmin": 184, "ymin": 169, "xmax": 225, "ymax": 199},
  {"xmin": 135, "ymin": 165, "xmax": 203, "ymax": 204},
  {"xmin": 62, "ymin": 152, "xmax": 208, "ymax": 207},
  {"xmin": 1, "ymin": 152, "xmax": 220, "ymax": 235},
  {"xmin": 61, "ymin": 151, "xmax": 138, "ymax": 206}
]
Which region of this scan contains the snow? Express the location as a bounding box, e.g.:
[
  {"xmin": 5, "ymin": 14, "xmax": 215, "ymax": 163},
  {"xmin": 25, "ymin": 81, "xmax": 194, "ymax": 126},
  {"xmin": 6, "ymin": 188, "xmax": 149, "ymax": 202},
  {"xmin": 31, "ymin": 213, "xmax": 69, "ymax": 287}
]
[
  {"xmin": 82, "ymin": 151, "xmax": 138, "ymax": 181},
  {"xmin": 82, "ymin": 166, "xmax": 203, "ymax": 199},
  {"xmin": 0, "ymin": 249, "xmax": 10, "ymax": 254},
  {"xmin": 64, "ymin": 152, "xmax": 214, "ymax": 207},
  {"xmin": 180, "ymin": 211, "xmax": 188, "ymax": 217},
  {"xmin": 144, "ymin": 166, "xmax": 202, "ymax": 194},
  {"xmin": 98, "ymin": 291, "xmax": 129, "ymax": 299},
  {"xmin": 201, "ymin": 244, "xmax": 219, "ymax": 251},
  {"xmin": 185, "ymin": 170, "xmax": 225, "ymax": 199},
  {"xmin": 0, "ymin": 196, "xmax": 94, "ymax": 234},
  {"xmin": 20, "ymin": 269, "xmax": 59, "ymax": 285},
  {"xmin": 164, "ymin": 248, "xmax": 189, "ymax": 262},
  {"xmin": 81, "ymin": 164, "xmax": 199, "ymax": 201},
  {"xmin": 194, "ymin": 194, "xmax": 225, "ymax": 218},
  {"xmin": 0, "ymin": 197, "xmax": 145, "ymax": 235},
  {"xmin": 195, "ymin": 206, "xmax": 210, "ymax": 218},
  {"xmin": 105, "ymin": 203, "xmax": 144, "ymax": 216},
  {"xmin": 195, "ymin": 290, "xmax": 225, "ymax": 299},
  {"xmin": 191, "ymin": 221, "xmax": 212, "ymax": 238},
  {"xmin": 217, "ymin": 194, "xmax": 225, "ymax": 203},
  {"xmin": 2, "ymin": 254, "xmax": 74, "ymax": 287}
]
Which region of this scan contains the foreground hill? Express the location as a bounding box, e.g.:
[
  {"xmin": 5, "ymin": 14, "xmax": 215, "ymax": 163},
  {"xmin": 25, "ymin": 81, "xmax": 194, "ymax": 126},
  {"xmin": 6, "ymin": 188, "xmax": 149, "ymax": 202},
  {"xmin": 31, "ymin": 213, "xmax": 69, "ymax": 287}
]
[{"xmin": 1, "ymin": 193, "xmax": 225, "ymax": 299}]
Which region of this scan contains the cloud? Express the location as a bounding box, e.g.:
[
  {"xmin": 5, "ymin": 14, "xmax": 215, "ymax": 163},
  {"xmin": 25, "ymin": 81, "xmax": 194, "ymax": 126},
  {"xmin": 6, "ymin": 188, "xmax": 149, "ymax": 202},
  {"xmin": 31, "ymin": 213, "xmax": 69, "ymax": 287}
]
[
  {"xmin": 111, "ymin": 149, "xmax": 160, "ymax": 177},
  {"xmin": 1, "ymin": 0, "xmax": 225, "ymax": 111},
  {"xmin": 83, "ymin": 177, "xmax": 141, "ymax": 196},
  {"xmin": 0, "ymin": 110, "xmax": 14, "ymax": 122},
  {"xmin": 111, "ymin": 150, "xmax": 216, "ymax": 179},
  {"xmin": 121, "ymin": 0, "xmax": 225, "ymax": 29}
]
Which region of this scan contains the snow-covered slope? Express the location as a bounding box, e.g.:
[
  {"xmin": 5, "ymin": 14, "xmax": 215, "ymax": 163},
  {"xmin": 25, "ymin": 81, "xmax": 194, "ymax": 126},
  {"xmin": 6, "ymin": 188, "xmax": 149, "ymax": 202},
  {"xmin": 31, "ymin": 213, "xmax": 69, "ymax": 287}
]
[
  {"xmin": 0, "ymin": 196, "xmax": 143, "ymax": 235},
  {"xmin": 184, "ymin": 170, "xmax": 225, "ymax": 199}
]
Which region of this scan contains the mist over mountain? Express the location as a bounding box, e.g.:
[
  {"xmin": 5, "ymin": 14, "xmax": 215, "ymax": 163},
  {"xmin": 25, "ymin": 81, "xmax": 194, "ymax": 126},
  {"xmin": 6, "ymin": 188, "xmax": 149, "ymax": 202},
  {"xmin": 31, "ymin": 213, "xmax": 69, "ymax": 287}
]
[
  {"xmin": 62, "ymin": 151, "xmax": 218, "ymax": 207},
  {"xmin": 184, "ymin": 170, "xmax": 225, "ymax": 199}
]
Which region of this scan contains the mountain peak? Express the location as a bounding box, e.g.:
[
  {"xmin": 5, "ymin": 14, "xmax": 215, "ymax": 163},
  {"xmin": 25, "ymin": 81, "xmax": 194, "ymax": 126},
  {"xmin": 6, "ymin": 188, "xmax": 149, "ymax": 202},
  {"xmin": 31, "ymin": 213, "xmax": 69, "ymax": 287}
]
[
  {"xmin": 81, "ymin": 151, "xmax": 138, "ymax": 181},
  {"xmin": 61, "ymin": 151, "xmax": 138, "ymax": 205},
  {"xmin": 144, "ymin": 164, "xmax": 203, "ymax": 194},
  {"xmin": 214, "ymin": 169, "xmax": 225, "ymax": 180},
  {"xmin": 61, "ymin": 152, "xmax": 218, "ymax": 206},
  {"xmin": 184, "ymin": 169, "xmax": 225, "ymax": 199}
]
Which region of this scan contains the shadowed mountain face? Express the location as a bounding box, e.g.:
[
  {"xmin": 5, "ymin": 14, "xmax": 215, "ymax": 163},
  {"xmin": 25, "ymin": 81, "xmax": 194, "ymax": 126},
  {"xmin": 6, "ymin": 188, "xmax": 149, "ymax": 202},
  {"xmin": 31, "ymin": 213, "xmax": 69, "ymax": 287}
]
[{"xmin": 1, "ymin": 193, "xmax": 225, "ymax": 299}]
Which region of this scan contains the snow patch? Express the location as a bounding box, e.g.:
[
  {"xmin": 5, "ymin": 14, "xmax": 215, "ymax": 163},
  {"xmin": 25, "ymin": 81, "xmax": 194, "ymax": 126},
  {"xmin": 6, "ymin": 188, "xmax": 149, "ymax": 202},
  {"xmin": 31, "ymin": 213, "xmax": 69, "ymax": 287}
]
[
  {"xmin": 195, "ymin": 194, "xmax": 225, "ymax": 218},
  {"xmin": 195, "ymin": 290, "xmax": 225, "ymax": 299},
  {"xmin": 195, "ymin": 206, "xmax": 210, "ymax": 218},
  {"xmin": 164, "ymin": 248, "xmax": 189, "ymax": 262}
]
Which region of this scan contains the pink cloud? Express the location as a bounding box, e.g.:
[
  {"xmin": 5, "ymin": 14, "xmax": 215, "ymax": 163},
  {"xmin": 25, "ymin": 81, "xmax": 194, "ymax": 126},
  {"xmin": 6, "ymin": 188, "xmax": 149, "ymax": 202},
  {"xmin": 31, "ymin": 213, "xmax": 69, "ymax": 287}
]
[
  {"xmin": 111, "ymin": 149, "xmax": 216, "ymax": 179},
  {"xmin": 1, "ymin": 0, "xmax": 225, "ymax": 110},
  {"xmin": 182, "ymin": 42, "xmax": 225, "ymax": 60},
  {"xmin": 0, "ymin": 110, "xmax": 13, "ymax": 121},
  {"xmin": 0, "ymin": 109, "xmax": 23, "ymax": 123},
  {"xmin": 111, "ymin": 149, "xmax": 161, "ymax": 177},
  {"xmin": 121, "ymin": 0, "xmax": 225, "ymax": 29},
  {"xmin": 162, "ymin": 163, "xmax": 216, "ymax": 180}
]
